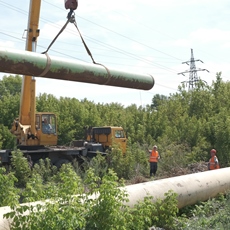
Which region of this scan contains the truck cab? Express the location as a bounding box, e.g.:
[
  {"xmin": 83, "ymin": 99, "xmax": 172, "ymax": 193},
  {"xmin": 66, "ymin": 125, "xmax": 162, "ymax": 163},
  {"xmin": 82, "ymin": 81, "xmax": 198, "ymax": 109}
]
[{"xmin": 86, "ymin": 126, "xmax": 127, "ymax": 154}]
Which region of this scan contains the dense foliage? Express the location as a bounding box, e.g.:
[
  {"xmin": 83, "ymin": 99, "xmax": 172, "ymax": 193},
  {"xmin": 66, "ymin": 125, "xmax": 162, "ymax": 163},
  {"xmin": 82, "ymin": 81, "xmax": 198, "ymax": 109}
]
[
  {"xmin": 1, "ymin": 73, "xmax": 230, "ymax": 168},
  {"xmin": 1, "ymin": 73, "xmax": 230, "ymax": 228},
  {"xmin": 3, "ymin": 157, "xmax": 179, "ymax": 230},
  {"xmin": 2, "ymin": 153, "xmax": 230, "ymax": 229},
  {"xmin": 176, "ymin": 193, "xmax": 230, "ymax": 229}
]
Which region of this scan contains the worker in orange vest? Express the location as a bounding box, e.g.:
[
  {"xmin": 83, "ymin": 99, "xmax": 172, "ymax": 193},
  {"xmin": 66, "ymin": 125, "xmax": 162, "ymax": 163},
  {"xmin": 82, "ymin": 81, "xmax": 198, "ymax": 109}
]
[
  {"xmin": 208, "ymin": 149, "xmax": 220, "ymax": 170},
  {"xmin": 149, "ymin": 145, "xmax": 160, "ymax": 177}
]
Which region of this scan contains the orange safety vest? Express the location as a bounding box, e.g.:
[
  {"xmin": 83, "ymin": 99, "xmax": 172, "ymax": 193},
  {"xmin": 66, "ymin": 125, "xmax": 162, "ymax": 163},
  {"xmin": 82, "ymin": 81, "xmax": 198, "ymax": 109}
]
[
  {"xmin": 149, "ymin": 150, "xmax": 159, "ymax": 162},
  {"xmin": 209, "ymin": 156, "xmax": 220, "ymax": 170}
]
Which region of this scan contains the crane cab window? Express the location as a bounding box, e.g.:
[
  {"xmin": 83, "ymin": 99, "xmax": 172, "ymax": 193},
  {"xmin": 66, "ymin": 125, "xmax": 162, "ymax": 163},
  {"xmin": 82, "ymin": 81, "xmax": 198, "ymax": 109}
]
[
  {"xmin": 115, "ymin": 130, "xmax": 125, "ymax": 138},
  {"xmin": 42, "ymin": 115, "xmax": 56, "ymax": 134}
]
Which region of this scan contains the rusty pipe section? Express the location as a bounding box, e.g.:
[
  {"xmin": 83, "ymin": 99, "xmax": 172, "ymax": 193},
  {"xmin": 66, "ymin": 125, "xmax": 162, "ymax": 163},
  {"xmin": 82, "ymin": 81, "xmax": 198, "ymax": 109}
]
[{"xmin": 0, "ymin": 47, "xmax": 154, "ymax": 90}]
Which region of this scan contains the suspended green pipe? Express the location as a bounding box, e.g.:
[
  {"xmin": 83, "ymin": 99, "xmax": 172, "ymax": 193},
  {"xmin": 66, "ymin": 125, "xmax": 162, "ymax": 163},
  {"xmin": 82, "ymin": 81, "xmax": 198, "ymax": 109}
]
[{"xmin": 0, "ymin": 47, "xmax": 154, "ymax": 90}]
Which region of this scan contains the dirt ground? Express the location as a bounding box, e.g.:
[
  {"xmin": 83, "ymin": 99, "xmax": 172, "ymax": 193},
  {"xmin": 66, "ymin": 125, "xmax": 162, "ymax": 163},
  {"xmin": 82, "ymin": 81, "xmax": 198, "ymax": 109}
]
[
  {"xmin": 164, "ymin": 161, "xmax": 208, "ymax": 178},
  {"xmin": 128, "ymin": 161, "xmax": 209, "ymax": 185}
]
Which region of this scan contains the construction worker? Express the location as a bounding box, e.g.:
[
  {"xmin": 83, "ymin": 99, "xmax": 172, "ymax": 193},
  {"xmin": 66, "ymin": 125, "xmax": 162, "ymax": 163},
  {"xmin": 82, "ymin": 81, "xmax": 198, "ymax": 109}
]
[
  {"xmin": 208, "ymin": 149, "xmax": 220, "ymax": 170},
  {"xmin": 42, "ymin": 118, "xmax": 52, "ymax": 133},
  {"xmin": 149, "ymin": 145, "xmax": 160, "ymax": 177}
]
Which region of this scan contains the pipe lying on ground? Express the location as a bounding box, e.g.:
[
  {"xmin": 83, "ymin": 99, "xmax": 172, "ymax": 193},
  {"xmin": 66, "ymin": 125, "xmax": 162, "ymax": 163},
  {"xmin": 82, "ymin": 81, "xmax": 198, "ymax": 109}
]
[
  {"xmin": 1, "ymin": 168, "xmax": 230, "ymax": 229},
  {"xmin": 123, "ymin": 167, "xmax": 230, "ymax": 208},
  {"xmin": 0, "ymin": 47, "xmax": 154, "ymax": 90}
]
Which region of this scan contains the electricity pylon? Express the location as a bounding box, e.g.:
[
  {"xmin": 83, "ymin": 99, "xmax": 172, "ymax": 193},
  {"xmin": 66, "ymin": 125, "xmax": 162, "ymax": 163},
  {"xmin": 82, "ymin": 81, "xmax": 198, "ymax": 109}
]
[{"xmin": 178, "ymin": 49, "xmax": 209, "ymax": 90}]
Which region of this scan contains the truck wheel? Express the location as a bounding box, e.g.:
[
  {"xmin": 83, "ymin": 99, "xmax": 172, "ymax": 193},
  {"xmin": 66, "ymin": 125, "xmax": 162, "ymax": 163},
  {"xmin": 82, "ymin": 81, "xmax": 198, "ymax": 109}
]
[{"xmin": 55, "ymin": 159, "xmax": 70, "ymax": 168}]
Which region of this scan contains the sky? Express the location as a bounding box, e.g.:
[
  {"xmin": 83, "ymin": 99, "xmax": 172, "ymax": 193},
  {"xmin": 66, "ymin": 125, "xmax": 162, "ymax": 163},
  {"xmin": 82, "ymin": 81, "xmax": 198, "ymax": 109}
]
[{"xmin": 0, "ymin": 0, "xmax": 230, "ymax": 107}]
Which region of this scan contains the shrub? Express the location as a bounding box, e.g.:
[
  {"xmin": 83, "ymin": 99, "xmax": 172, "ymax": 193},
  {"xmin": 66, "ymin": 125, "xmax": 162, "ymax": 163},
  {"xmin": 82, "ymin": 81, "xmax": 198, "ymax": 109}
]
[
  {"xmin": 10, "ymin": 150, "xmax": 32, "ymax": 187},
  {"xmin": 0, "ymin": 167, "xmax": 19, "ymax": 207}
]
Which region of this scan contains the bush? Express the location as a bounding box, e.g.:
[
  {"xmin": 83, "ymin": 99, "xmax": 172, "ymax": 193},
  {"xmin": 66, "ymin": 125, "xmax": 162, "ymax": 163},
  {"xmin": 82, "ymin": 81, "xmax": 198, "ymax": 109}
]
[
  {"xmin": 176, "ymin": 193, "xmax": 230, "ymax": 229},
  {"xmin": 10, "ymin": 150, "xmax": 32, "ymax": 187},
  {"xmin": 5, "ymin": 165, "xmax": 180, "ymax": 230},
  {"xmin": 107, "ymin": 142, "xmax": 149, "ymax": 179},
  {"xmin": 0, "ymin": 167, "xmax": 19, "ymax": 207}
]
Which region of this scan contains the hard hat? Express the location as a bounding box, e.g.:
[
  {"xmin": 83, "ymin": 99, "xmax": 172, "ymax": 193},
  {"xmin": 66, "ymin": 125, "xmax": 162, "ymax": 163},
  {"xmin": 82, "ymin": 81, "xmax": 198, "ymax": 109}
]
[
  {"xmin": 210, "ymin": 149, "xmax": 216, "ymax": 154},
  {"xmin": 153, "ymin": 145, "xmax": 157, "ymax": 148}
]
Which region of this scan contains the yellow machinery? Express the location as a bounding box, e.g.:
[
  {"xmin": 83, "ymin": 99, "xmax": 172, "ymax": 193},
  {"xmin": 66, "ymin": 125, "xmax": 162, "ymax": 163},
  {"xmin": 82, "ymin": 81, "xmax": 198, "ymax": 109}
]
[
  {"xmin": 11, "ymin": 0, "xmax": 57, "ymax": 147},
  {"xmin": 86, "ymin": 126, "xmax": 127, "ymax": 154},
  {"xmin": 0, "ymin": 0, "xmax": 155, "ymax": 165}
]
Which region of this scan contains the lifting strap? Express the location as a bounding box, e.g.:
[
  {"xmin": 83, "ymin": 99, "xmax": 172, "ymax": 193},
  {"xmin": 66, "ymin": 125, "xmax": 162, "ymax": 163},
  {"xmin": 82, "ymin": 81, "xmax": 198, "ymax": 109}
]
[
  {"xmin": 42, "ymin": 10, "xmax": 112, "ymax": 85},
  {"xmin": 41, "ymin": 10, "xmax": 74, "ymax": 54}
]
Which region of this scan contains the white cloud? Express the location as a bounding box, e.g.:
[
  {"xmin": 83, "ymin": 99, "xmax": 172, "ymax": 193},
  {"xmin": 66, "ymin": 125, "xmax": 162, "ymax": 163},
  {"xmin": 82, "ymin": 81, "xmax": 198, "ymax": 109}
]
[
  {"xmin": 136, "ymin": 0, "xmax": 220, "ymax": 7},
  {"xmin": 168, "ymin": 28, "xmax": 230, "ymax": 52},
  {"xmin": 190, "ymin": 28, "xmax": 230, "ymax": 43},
  {"xmin": 223, "ymin": 42, "xmax": 230, "ymax": 48},
  {"xmin": 77, "ymin": 0, "xmax": 135, "ymax": 16},
  {"xmin": 40, "ymin": 20, "xmax": 77, "ymax": 40},
  {"xmin": 0, "ymin": 40, "xmax": 15, "ymax": 48},
  {"xmin": 130, "ymin": 42, "xmax": 145, "ymax": 51},
  {"xmin": 172, "ymin": 39, "xmax": 191, "ymax": 47}
]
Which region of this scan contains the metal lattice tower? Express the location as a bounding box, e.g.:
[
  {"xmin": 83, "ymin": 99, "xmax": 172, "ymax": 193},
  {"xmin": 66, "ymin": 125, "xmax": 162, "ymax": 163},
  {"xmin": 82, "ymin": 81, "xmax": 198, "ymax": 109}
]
[{"xmin": 178, "ymin": 49, "xmax": 209, "ymax": 90}]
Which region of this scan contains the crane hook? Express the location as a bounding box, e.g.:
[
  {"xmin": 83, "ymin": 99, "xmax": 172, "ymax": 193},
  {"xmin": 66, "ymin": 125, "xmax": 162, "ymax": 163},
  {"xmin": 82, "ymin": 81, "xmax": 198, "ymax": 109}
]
[
  {"xmin": 65, "ymin": 0, "xmax": 78, "ymax": 20},
  {"xmin": 65, "ymin": 0, "xmax": 78, "ymax": 10}
]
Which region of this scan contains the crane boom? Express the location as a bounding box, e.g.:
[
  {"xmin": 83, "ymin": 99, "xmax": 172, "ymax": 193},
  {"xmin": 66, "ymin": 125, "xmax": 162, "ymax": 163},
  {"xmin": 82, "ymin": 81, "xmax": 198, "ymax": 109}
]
[
  {"xmin": 11, "ymin": 0, "xmax": 58, "ymax": 147},
  {"xmin": 20, "ymin": 0, "xmax": 41, "ymax": 130}
]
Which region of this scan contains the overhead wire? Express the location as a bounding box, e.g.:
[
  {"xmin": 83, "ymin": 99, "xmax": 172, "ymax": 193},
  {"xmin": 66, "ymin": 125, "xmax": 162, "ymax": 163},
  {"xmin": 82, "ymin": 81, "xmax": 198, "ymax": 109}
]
[
  {"xmin": 0, "ymin": 0, "xmax": 26, "ymax": 14},
  {"xmin": 0, "ymin": 0, "xmax": 177, "ymax": 63},
  {"xmin": 0, "ymin": 0, "xmax": 185, "ymax": 92},
  {"xmin": 43, "ymin": 0, "xmax": 183, "ymax": 61},
  {"xmin": 0, "ymin": 0, "xmax": 180, "ymax": 75},
  {"xmin": 2, "ymin": 1, "xmax": 229, "ymax": 101}
]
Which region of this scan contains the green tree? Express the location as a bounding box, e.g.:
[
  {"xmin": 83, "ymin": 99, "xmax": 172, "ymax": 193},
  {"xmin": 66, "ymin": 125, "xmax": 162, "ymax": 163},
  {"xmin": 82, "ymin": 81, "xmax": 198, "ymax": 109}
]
[
  {"xmin": 0, "ymin": 124, "xmax": 16, "ymax": 149},
  {"xmin": 151, "ymin": 93, "xmax": 168, "ymax": 110},
  {"xmin": 0, "ymin": 94, "xmax": 20, "ymax": 128},
  {"xmin": 10, "ymin": 150, "xmax": 32, "ymax": 187},
  {"xmin": 212, "ymin": 109, "xmax": 230, "ymax": 167},
  {"xmin": 0, "ymin": 75, "xmax": 22, "ymax": 98}
]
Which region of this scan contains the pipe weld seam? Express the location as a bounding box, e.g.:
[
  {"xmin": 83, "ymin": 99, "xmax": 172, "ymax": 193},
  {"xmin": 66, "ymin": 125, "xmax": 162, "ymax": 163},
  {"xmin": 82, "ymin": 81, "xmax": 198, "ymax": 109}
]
[{"xmin": 39, "ymin": 53, "xmax": 51, "ymax": 77}]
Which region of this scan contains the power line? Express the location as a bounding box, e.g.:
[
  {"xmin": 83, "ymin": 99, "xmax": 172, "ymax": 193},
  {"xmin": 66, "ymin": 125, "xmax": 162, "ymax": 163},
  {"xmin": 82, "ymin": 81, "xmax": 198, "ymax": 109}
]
[
  {"xmin": 0, "ymin": 0, "xmax": 179, "ymax": 74},
  {"xmin": 43, "ymin": 0, "xmax": 183, "ymax": 62},
  {"xmin": 0, "ymin": 1, "xmax": 193, "ymax": 93}
]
